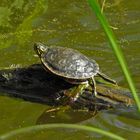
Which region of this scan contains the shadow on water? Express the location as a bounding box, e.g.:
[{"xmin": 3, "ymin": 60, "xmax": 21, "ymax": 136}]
[{"xmin": 0, "ymin": 64, "xmax": 73, "ymax": 106}]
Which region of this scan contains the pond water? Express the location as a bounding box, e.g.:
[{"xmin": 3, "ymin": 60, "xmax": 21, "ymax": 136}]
[{"xmin": 0, "ymin": 0, "xmax": 140, "ymax": 139}]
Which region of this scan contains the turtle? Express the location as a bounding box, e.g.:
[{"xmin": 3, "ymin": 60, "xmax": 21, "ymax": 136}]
[{"xmin": 34, "ymin": 42, "xmax": 117, "ymax": 98}]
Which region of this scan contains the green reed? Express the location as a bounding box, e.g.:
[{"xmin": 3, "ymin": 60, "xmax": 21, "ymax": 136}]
[
  {"xmin": 0, "ymin": 123, "xmax": 125, "ymax": 140},
  {"xmin": 88, "ymin": 0, "xmax": 140, "ymax": 111}
]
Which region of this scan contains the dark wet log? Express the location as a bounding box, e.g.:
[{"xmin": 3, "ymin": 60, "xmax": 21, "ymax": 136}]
[{"xmin": 0, "ymin": 64, "xmax": 135, "ymax": 112}]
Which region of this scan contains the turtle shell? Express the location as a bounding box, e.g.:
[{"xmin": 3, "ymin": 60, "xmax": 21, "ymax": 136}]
[{"xmin": 40, "ymin": 46, "xmax": 99, "ymax": 80}]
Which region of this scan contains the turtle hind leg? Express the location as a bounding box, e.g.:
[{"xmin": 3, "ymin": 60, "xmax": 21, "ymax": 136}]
[
  {"xmin": 90, "ymin": 76, "xmax": 97, "ymax": 97},
  {"xmin": 98, "ymin": 72, "xmax": 117, "ymax": 85}
]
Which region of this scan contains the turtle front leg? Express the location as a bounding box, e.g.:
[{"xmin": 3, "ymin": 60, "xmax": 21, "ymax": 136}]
[
  {"xmin": 98, "ymin": 72, "xmax": 117, "ymax": 85},
  {"xmin": 60, "ymin": 84, "xmax": 89, "ymax": 104}
]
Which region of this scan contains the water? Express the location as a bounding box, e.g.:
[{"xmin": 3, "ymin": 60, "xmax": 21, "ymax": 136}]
[{"xmin": 0, "ymin": 0, "xmax": 140, "ymax": 139}]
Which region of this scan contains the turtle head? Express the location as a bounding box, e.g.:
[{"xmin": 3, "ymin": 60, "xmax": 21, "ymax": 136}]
[{"xmin": 34, "ymin": 42, "xmax": 48, "ymax": 57}]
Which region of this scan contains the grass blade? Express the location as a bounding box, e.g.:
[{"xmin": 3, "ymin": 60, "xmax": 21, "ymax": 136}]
[
  {"xmin": 0, "ymin": 123, "xmax": 125, "ymax": 140},
  {"xmin": 88, "ymin": 0, "xmax": 140, "ymax": 111}
]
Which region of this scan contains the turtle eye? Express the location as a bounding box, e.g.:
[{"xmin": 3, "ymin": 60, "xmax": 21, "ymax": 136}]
[
  {"xmin": 39, "ymin": 45, "xmax": 44, "ymax": 51},
  {"xmin": 36, "ymin": 43, "xmax": 46, "ymax": 51}
]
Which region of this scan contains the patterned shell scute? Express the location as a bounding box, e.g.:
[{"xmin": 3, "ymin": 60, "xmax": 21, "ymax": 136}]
[{"xmin": 42, "ymin": 47, "xmax": 99, "ymax": 79}]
